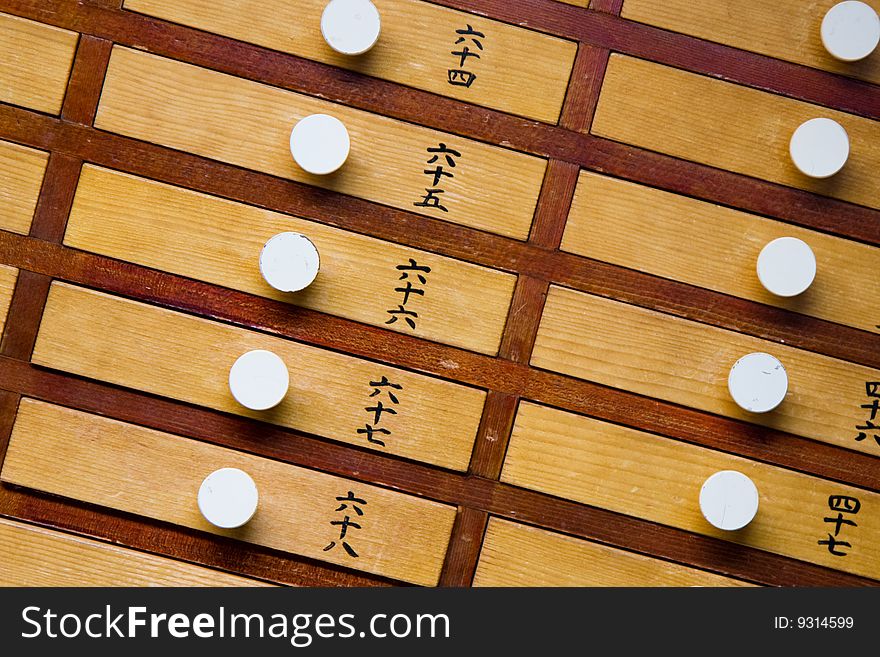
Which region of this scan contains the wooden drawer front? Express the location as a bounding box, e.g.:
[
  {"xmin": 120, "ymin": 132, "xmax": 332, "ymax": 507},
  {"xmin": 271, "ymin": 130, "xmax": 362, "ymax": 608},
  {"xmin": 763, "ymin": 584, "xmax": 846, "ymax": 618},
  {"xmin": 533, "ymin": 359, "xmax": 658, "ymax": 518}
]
[
  {"xmin": 0, "ymin": 139, "xmax": 48, "ymax": 235},
  {"xmin": 474, "ymin": 518, "xmax": 751, "ymax": 586},
  {"xmin": 561, "ymin": 171, "xmax": 880, "ymax": 334},
  {"xmin": 66, "ymin": 166, "xmax": 516, "ymax": 356},
  {"xmin": 502, "ymin": 402, "xmax": 880, "ymax": 579},
  {"xmin": 0, "ymin": 518, "xmax": 272, "ymax": 587},
  {"xmin": 95, "ymin": 47, "xmax": 546, "ymax": 240},
  {"xmin": 0, "ymin": 13, "xmax": 78, "ymax": 114},
  {"xmin": 622, "ymin": 0, "xmax": 880, "ymax": 85},
  {"xmin": 593, "ymin": 55, "xmax": 880, "ymax": 210},
  {"xmin": 32, "ymin": 283, "xmax": 485, "ymax": 471},
  {"xmin": 123, "ymin": 0, "xmax": 576, "ymax": 123},
  {"xmin": 2, "ymin": 400, "xmax": 456, "ymax": 586},
  {"xmin": 0, "ymin": 265, "xmax": 17, "ymax": 333},
  {"xmin": 532, "ymin": 285, "xmax": 880, "ymax": 456}
]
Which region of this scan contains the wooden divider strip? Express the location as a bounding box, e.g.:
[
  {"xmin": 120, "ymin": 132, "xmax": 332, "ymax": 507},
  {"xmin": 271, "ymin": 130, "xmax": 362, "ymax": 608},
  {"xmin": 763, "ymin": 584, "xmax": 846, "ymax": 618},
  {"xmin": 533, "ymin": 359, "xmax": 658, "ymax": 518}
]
[{"xmin": 59, "ymin": 34, "xmax": 113, "ymax": 124}]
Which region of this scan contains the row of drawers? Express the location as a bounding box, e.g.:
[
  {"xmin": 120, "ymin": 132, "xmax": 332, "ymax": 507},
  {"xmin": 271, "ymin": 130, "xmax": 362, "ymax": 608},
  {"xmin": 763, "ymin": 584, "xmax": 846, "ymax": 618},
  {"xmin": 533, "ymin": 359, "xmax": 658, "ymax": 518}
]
[
  {"xmin": 3, "ymin": 9, "xmax": 879, "ymax": 226},
  {"xmin": 0, "ymin": 285, "xmax": 877, "ymax": 582},
  {"xmin": 3, "ymin": 140, "xmax": 880, "ymax": 461},
  {"xmin": 3, "ymin": 134, "xmax": 878, "ymax": 340},
  {"xmin": 2, "ymin": 392, "xmax": 877, "ymax": 584}
]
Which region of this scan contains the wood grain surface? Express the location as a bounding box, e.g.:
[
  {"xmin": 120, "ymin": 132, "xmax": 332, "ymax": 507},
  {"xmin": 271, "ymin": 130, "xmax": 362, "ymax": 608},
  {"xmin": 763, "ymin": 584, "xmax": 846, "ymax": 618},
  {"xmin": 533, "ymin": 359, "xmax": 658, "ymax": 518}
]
[
  {"xmin": 622, "ymin": 0, "xmax": 880, "ymax": 85},
  {"xmin": 0, "ymin": 139, "xmax": 47, "ymax": 235},
  {"xmin": 594, "ymin": 54, "xmax": 880, "ymax": 210},
  {"xmin": 474, "ymin": 518, "xmax": 753, "ymax": 586},
  {"xmin": 0, "ymin": 12, "xmax": 77, "ymax": 114},
  {"xmin": 562, "ymin": 171, "xmax": 880, "ymax": 334},
  {"xmin": 95, "ymin": 46, "xmax": 546, "ymax": 239},
  {"xmin": 124, "ymin": 0, "xmax": 576, "ymax": 123},
  {"xmin": 3, "ymin": 399, "xmax": 457, "ymax": 586},
  {"xmin": 0, "ymin": 517, "xmax": 274, "ymax": 586}
]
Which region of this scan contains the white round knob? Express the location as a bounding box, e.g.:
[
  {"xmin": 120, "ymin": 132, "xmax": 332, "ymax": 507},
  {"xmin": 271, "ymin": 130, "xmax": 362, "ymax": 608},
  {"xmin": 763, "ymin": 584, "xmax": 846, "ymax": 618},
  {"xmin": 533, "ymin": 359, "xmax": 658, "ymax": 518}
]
[
  {"xmin": 259, "ymin": 232, "xmax": 320, "ymax": 293},
  {"xmin": 821, "ymin": 1, "xmax": 880, "ymax": 62},
  {"xmin": 699, "ymin": 470, "xmax": 759, "ymax": 531},
  {"xmin": 198, "ymin": 468, "xmax": 259, "ymax": 529},
  {"xmin": 728, "ymin": 352, "xmax": 788, "ymax": 414},
  {"xmin": 228, "ymin": 349, "xmax": 289, "ymax": 411},
  {"xmin": 789, "ymin": 118, "xmax": 849, "ymax": 179},
  {"xmin": 289, "ymin": 113, "xmax": 350, "ymax": 175},
  {"xmin": 756, "ymin": 237, "xmax": 817, "ymax": 297},
  {"xmin": 321, "ymin": 0, "xmax": 381, "ymax": 56}
]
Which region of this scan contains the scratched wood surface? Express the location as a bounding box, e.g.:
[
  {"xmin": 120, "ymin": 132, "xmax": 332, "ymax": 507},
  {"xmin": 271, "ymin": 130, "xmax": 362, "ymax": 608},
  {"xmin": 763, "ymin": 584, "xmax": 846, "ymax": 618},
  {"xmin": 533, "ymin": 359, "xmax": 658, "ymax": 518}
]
[
  {"xmin": 95, "ymin": 46, "xmax": 547, "ymax": 240},
  {"xmin": 593, "ymin": 55, "xmax": 880, "ymax": 211},
  {"xmin": 0, "ymin": 517, "xmax": 273, "ymax": 587},
  {"xmin": 503, "ymin": 402, "xmax": 880, "ymax": 580},
  {"xmin": 622, "ymin": 0, "xmax": 880, "ymax": 85},
  {"xmin": 0, "ymin": 0, "xmax": 878, "ymax": 587},
  {"xmin": 65, "ymin": 166, "xmax": 516, "ymax": 356},
  {"xmin": 562, "ymin": 172, "xmax": 880, "ymax": 334},
  {"xmin": 33, "ymin": 283, "xmax": 485, "ymax": 471},
  {"xmin": 0, "ymin": 12, "xmax": 77, "ymax": 114},
  {"xmin": 473, "ymin": 518, "xmax": 753, "ymax": 587},
  {"xmin": 533, "ymin": 285, "xmax": 880, "ymax": 457},
  {"xmin": 2, "ymin": 399, "xmax": 457, "ymax": 586},
  {"xmin": 123, "ymin": 0, "xmax": 577, "ymax": 123}
]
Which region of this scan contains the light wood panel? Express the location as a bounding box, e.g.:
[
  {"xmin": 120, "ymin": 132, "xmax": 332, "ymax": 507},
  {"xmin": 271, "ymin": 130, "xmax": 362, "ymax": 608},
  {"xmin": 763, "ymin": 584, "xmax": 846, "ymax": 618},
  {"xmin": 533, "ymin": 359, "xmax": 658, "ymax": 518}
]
[
  {"xmin": 0, "ymin": 265, "xmax": 18, "ymax": 333},
  {"xmin": 95, "ymin": 46, "xmax": 546, "ymax": 240},
  {"xmin": 2, "ymin": 400, "xmax": 456, "ymax": 586},
  {"xmin": 0, "ymin": 139, "xmax": 48, "ymax": 234},
  {"xmin": 561, "ymin": 171, "xmax": 880, "ymax": 334},
  {"xmin": 66, "ymin": 166, "xmax": 515, "ymax": 355},
  {"xmin": 532, "ymin": 285, "xmax": 880, "ymax": 456},
  {"xmin": 123, "ymin": 0, "xmax": 576, "ymax": 123},
  {"xmin": 32, "ymin": 283, "xmax": 485, "ymax": 471},
  {"xmin": 502, "ymin": 402, "xmax": 880, "ymax": 579},
  {"xmin": 474, "ymin": 517, "xmax": 752, "ymax": 586},
  {"xmin": 0, "ymin": 12, "xmax": 78, "ymax": 114},
  {"xmin": 0, "ymin": 518, "xmax": 273, "ymax": 587},
  {"xmin": 622, "ymin": 0, "xmax": 880, "ymax": 85},
  {"xmin": 593, "ymin": 55, "xmax": 880, "ymax": 210}
]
